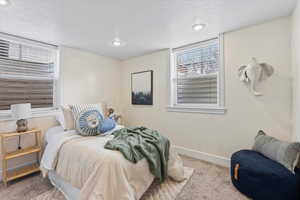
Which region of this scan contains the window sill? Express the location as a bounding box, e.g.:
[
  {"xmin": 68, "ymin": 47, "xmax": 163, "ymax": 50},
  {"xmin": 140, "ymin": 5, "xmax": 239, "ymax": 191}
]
[
  {"xmin": 166, "ymin": 105, "xmax": 226, "ymax": 114},
  {"xmin": 0, "ymin": 108, "xmax": 60, "ymax": 122}
]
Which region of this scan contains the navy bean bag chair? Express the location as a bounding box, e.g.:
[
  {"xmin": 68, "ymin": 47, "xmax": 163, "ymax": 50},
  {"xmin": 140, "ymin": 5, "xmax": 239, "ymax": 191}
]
[{"xmin": 231, "ymin": 150, "xmax": 300, "ymax": 200}]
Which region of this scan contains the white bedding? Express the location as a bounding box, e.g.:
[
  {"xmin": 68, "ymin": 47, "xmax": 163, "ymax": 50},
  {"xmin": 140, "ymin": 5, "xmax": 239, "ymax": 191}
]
[
  {"xmin": 41, "ymin": 126, "xmax": 185, "ymax": 200},
  {"xmin": 41, "ymin": 125, "xmax": 123, "ymax": 175}
]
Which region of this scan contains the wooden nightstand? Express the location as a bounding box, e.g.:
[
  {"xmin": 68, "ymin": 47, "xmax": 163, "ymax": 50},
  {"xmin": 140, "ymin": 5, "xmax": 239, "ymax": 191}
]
[{"xmin": 0, "ymin": 129, "xmax": 42, "ymax": 187}]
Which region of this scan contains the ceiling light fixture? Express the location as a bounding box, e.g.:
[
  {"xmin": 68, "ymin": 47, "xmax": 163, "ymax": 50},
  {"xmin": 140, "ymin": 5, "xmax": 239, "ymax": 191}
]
[
  {"xmin": 192, "ymin": 23, "xmax": 206, "ymax": 31},
  {"xmin": 112, "ymin": 38, "xmax": 121, "ymax": 47},
  {"xmin": 0, "ymin": 0, "xmax": 10, "ymax": 6}
]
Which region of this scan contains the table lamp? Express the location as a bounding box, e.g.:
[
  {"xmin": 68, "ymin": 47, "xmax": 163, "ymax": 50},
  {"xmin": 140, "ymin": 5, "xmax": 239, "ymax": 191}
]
[
  {"xmin": 11, "ymin": 103, "xmax": 32, "ymax": 150},
  {"xmin": 11, "ymin": 103, "xmax": 32, "ymax": 133}
]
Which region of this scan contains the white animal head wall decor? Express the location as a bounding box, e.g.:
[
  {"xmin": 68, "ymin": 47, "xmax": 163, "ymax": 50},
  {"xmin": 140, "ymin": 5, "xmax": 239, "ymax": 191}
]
[{"xmin": 238, "ymin": 58, "xmax": 274, "ymax": 96}]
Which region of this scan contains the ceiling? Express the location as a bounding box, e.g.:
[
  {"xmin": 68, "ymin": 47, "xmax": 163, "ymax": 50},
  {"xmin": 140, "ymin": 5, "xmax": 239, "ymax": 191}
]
[{"xmin": 0, "ymin": 0, "xmax": 297, "ymax": 60}]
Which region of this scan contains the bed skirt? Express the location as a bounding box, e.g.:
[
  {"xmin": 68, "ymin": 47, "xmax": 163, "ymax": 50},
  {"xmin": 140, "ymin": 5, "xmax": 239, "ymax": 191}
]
[{"xmin": 48, "ymin": 170, "xmax": 80, "ymax": 200}]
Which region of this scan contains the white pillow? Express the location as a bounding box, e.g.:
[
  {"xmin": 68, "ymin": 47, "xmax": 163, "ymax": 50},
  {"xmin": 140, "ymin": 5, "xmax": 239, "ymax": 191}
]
[
  {"xmin": 55, "ymin": 110, "xmax": 66, "ymax": 129},
  {"xmin": 61, "ymin": 106, "xmax": 75, "ymax": 131}
]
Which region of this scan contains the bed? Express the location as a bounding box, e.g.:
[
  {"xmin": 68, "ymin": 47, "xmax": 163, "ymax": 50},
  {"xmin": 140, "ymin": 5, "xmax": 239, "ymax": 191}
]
[{"xmin": 40, "ymin": 125, "xmax": 185, "ymax": 200}]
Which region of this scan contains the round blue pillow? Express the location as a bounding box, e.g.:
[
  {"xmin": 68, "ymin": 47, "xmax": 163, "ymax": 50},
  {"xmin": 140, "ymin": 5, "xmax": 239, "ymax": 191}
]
[
  {"xmin": 76, "ymin": 110, "xmax": 104, "ymax": 136},
  {"xmin": 99, "ymin": 118, "xmax": 116, "ymax": 133}
]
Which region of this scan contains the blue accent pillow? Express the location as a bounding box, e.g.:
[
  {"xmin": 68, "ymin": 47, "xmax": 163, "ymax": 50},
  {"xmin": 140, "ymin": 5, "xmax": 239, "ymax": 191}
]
[
  {"xmin": 99, "ymin": 118, "xmax": 116, "ymax": 133},
  {"xmin": 76, "ymin": 110, "xmax": 104, "ymax": 136}
]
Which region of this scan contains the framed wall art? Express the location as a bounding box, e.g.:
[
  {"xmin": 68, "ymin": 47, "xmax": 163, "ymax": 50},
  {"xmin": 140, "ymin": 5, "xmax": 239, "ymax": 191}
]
[{"xmin": 131, "ymin": 70, "xmax": 153, "ymax": 105}]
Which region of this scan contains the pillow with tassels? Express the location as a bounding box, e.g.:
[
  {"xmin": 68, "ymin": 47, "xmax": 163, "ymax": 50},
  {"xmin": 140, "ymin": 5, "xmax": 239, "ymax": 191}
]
[{"xmin": 76, "ymin": 109, "xmax": 104, "ymax": 136}]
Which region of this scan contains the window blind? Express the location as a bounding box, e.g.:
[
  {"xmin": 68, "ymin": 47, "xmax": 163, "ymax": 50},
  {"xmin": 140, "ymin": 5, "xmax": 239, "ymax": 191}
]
[
  {"xmin": 0, "ymin": 35, "xmax": 58, "ymax": 111},
  {"xmin": 175, "ymin": 38, "xmax": 219, "ymax": 105}
]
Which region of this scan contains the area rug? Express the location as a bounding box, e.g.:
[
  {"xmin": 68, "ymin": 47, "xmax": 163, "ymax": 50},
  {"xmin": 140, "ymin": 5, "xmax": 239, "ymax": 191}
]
[{"xmin": 32, "ymin": 167, "xmax": 194, "ymax": 200}]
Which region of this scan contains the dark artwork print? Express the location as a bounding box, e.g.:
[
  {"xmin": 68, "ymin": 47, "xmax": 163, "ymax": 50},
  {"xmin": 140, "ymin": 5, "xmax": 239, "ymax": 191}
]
[{"xmin": 131, "ymin": 70, "xmax": 153, "ymax": 105}]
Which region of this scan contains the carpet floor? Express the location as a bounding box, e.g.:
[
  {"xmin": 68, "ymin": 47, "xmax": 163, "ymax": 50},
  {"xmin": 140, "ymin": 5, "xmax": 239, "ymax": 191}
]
[{"xmin": 0, "ymin": 156, "xmax": 249, "ymax": 200}]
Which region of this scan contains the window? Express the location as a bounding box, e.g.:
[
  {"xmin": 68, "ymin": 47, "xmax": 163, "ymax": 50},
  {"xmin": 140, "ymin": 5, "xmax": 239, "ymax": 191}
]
[
  {"xmin": 0, "ymin": 33, "xmax": 60, "ymax": 118},
  {"xmin": 168, "ymin": 35, "xmax": 225, "ymax": 114}
]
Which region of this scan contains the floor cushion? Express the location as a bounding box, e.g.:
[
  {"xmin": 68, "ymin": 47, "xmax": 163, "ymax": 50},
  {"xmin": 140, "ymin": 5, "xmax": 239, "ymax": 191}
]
[{"xmin": 231, "ymin": 150, "xmax": 300, "ymax": 200}]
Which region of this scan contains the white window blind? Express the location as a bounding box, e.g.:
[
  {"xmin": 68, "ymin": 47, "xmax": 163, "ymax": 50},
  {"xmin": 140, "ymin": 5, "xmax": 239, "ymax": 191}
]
[
  {"xmin": 169, "ymin": 36, "xmax": 225, "ymax": 114},
  {"xmin": 0, "ymin": 35, "xmax": 59, "ymax": 111},
  {"xmin": 174, "ymin": 38, "xmax": 220, "ymax": 105},
  {"xmin": 176, "ymin": 75, "xmax": 218, "ymax": 104}
]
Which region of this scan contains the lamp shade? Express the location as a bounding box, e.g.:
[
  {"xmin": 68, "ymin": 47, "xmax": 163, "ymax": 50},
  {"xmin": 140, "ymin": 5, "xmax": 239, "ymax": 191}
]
[{"xmin": 11, "ymin": 103, "xmax": 32, "ymax": 120}]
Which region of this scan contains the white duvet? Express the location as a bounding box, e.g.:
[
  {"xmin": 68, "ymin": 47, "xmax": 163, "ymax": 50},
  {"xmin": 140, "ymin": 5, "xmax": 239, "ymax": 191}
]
[{"xmin": 41, "ymin": 126, "xmax": 185, "ymax": 200}]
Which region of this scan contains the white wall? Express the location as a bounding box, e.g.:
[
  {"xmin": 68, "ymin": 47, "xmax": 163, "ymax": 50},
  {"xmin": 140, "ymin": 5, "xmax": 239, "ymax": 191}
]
[
  {"xmin": 120, "ymin": 17, "xmax": 292, "ymax": 159},
  {"xmin": 61, "ymin": 47, "xmax": 121, "ymax": 109},
  {"xmin": 292, "ymin": 1, "xmax": 300, "ymax": 142},
  {"xmin": 0, "ymin": 47, "xmax": 121, "ymax": 172}
]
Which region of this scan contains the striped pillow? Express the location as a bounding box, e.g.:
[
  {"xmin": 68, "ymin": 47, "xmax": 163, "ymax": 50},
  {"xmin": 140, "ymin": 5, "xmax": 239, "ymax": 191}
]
[{"xmin": 69, "ymin": 103, "xmax": 104, "ymax": 122}]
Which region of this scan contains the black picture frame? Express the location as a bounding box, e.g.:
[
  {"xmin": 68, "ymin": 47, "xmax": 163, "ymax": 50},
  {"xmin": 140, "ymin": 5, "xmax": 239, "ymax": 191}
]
[{"xmin": 131, "ymin": 70, "xmax": 153, "ymax": 105}]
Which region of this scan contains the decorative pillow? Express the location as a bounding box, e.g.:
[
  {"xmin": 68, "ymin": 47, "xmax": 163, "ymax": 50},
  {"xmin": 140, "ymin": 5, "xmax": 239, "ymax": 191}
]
[
  {"xmin": 99, "ymin": 118, "xmax": 116, "ymax": 133},
  {"xmin": 69, "ymin": 103, "xmax": 104, "ymax": 122},
  {"xmin": 61, "ymin": 106, "xmax": 75, "ymax": 131},
  {"xmin": 76, "ymin": 109, "xmax": 104, "ymax": 136},
  {"xmin": 252, "ymin": 130, "xmax": 300, "ymax": 173}
]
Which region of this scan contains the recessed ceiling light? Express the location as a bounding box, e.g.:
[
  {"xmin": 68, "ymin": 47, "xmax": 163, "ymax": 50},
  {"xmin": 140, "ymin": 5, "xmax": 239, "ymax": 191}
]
[
  {"xmin": 112, "ymin": 38, "xmax": 122, "ymax": 47},
  {"xmin": 0, "ymin": 0, "xmax": 10, "ymax": 6},
  {"xmin": 192, "ymin": 23, "xmax": 206, "ymax": 31}
]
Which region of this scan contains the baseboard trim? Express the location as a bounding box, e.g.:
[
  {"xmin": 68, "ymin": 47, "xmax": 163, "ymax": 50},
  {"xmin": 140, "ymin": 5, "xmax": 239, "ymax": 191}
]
[
  {"xmin": 0, "ymin": 161, "xmax": 37, "ymax": 181},
  {"xmin": 173, "ymin": 145, "xmax": 230, "ymax": 168}
]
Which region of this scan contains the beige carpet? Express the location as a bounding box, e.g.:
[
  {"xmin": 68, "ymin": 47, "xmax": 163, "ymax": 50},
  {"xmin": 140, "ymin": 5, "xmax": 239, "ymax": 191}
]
[
  {"xmin": 32, "ymin": 167, "xmax": 194, "ymax": 200},
  {"xmin": 0, "ymin": 156, "xmax": 249, "ymax": 200},
  {"xmin": 177, "ymin": 156, "xmax": 249, "ymax": 200}
]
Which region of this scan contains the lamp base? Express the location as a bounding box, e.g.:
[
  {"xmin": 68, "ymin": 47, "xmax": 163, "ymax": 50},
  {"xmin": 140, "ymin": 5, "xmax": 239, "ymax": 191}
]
[
  {"xmin": 16, "ymin": 119, "xmax": 28, "ymax": 133},
  {"xmin": 16, "ymin": 119, "xmax": 28, "ymax": 150}
]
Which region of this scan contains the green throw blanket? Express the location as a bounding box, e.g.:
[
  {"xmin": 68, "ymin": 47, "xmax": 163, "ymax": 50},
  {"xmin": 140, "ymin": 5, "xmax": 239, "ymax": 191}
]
[{"xmin": 104, "ymin": 127, "xmax": 170, "ymax": 182}]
